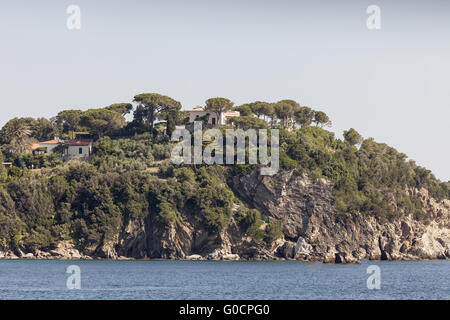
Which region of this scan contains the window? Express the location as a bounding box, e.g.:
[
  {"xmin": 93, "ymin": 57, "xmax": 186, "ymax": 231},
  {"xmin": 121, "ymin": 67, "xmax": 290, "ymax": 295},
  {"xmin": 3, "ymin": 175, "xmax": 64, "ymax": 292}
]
[
  {"xmin": 79, "ymin": 147, "xmax": 83, "ymax": 154},
  {"xmin": 211, "ymin": 118, "xmax": 216, "ymax": 125}
]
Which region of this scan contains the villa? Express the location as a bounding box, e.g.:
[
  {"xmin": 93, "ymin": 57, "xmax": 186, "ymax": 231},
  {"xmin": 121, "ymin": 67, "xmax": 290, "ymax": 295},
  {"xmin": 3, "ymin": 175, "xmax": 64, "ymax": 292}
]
[
  {"xmin": 2, "ymin": 162, "xmax": 12, "ymax": 169},
  {"xmin": 32, "ymin": 139, "xmax": 61, "ymax": 155},
  {"xmin": 63, "ymin": 139, "xmax": 93, "ymax": 160},
  {"xmin": 32, "ymin": 138, "xmax": 93, "ymax": 160},
  {"xmin": 188, "ymin": 107, "xmax": 240, "ymax": 126}
]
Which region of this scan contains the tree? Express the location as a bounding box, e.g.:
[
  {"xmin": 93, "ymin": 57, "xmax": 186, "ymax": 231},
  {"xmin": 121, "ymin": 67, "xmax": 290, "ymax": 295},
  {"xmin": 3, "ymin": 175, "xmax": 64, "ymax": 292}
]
[
  {"xmin": 158, "ymin": 110, "xmax": 189, "ymax": 125},
  {"xmin": 313, "ymin": 111, "xmax": 332, "ymax": 127},
  {"xmin": 105, "ymin": 103, "xmax": 133, "ymax": 116},
  {"xmin": 0, "ymin": 118, "xmax": 38, "ymax": 154},
  {"xmin": 294, "ymin": 106, "xmax": 315, "ymax": 128},
  {"xmin": 247, "ymin": 101, "xmax": 271, "ymax": 119},
  {"xmin": 165, "ymin": 111, "xmax": 176, "ymax": 137},
  {"xmin": 278, "ymin": 99, "xmax": 300, "ymax": 110},
  {"xmin": 2, "ymin": 117, "xmax": 58, "ymax": 143},
  {"xmin": 30, "ymin": 118, "xmax": 56, "ymax": 141},
  {"xmin": 157, "ymin": 109, "xmax": 188, "ymax": 137},
  {"xmin": 56, "ymin": 110, "xmax": 83, "ymax": 134},
  {"xmin": 343, "ymin": 128, "xmax": 363, "ymax": 146},
  {"xmin": 132, "ymin": 104, "xmax": 147, "ymax": 125},
  {"xmin": 205, "ymin": 97, "xmax": 234, "ymax": 124},
  {"xmin": 258, "ymin": 103, "xmax": 277, "ymax": 127},
  {"xmin": 133, "ymin": 93, "xmax": 182, "ymax": 133},
  {"xmin": 274, "ymin": 100, "xmax": 298, "ymax": 127},
  {"xmin": 259, "ymin": 103, "xmax": 275, "ymax": 122},
  {"xmin": 0, "ymin": 118, "xmax": 32, "ymax": 145},
  {"xmin": 243, "ymin": 101, "xmax": 275, "ymax": 123},
  {"xmin": 227, "ymin": 116, "xmax": 269, "ymax": 130},
  {"xmin": 234, "ymin": 104, "xmax": 252, "ymax": 117},
  {"xmin": 81, "ymin": 109, "xmax": 126, "ymax": 138}
]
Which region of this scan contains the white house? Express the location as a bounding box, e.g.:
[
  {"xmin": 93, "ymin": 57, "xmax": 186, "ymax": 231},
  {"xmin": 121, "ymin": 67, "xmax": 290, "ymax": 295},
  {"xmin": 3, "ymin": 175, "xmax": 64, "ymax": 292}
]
[
  {"xmin": 63, "ymin": 139, "xmax": 93, "ymax": 159},
  {"xmin": 2, "ymin": 162, "xmax": 12, "ymax": 169},
  {"xmin": 188, "ymin": 107, "xmax": 240, "ymax": 126},
  {"xmin": 31, "ymin": 139, "xmax": 93, "ymax": 160},
  {"xmin": 32, "ymin": 139, "xmax": 61, "ymax": 155}
]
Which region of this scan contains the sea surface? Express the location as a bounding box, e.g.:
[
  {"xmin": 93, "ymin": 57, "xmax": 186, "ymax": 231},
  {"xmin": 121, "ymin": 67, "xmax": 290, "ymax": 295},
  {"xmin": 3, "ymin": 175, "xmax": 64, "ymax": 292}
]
[{"xmin": 0, "ymin": 260, "xmax": 448, "ymax": 300}]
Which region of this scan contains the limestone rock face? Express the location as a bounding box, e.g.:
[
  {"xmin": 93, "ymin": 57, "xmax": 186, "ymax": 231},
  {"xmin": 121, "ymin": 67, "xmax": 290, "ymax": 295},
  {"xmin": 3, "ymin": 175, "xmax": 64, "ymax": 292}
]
[
  {"xmin": 2, "ymin": 240, "xmax": 90, "ymax": 260},
  {"xmin": 0, "ymin": 251, "xmax": 19, "ymax": 259},
  {"xmin": 49, "ymin": 241, "xmax": 87, "ymax": 259},
  {"xmin": 229, "ymin": 169, "xmax": 450, "ymax": 263}
]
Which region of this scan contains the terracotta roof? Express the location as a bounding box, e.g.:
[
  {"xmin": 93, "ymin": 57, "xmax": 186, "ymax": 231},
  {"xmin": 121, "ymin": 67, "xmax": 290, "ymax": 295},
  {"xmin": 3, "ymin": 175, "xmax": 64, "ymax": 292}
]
[
  {"xmin": 64, "ymin": 139, "xmax": 93, "ymax": 147},
  {"xmin": 40, "ymin": 140, "xmax": 61, "ymax": 145}
]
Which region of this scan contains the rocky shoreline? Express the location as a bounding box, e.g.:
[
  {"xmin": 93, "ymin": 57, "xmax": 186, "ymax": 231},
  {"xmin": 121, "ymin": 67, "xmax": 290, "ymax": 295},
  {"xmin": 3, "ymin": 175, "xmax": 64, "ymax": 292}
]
[{"xmin": 1, "ymin": 250, "xmax": 449, "ymax": 264}]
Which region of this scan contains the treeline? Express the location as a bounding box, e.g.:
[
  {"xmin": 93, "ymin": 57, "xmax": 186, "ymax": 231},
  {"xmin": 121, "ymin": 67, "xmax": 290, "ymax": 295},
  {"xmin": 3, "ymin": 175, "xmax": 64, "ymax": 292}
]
[
  {"xmin": 0, "ymin": 93, "xmax": 334, "ymax": 173},
  {"xmin": 0, "ymin": 93, "xmax": 331, "ymax": 158}
]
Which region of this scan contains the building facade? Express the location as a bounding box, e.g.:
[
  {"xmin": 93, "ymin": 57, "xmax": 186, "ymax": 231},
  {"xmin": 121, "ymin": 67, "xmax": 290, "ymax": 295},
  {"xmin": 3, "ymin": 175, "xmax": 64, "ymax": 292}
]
[
  {"xmin": 188, "ymin": 107, "xmax": 240, "ymax": 126},
  {"xmin": 64, "ymin": 140, "xmax": 93, "ymax": 160},
  {"xmin": 32, "ymin": 139, "xmax": 93, "ymax": 160},
  {"xmin": 32, "ymin": 140, "xmax": 61, "ymax": 155}
]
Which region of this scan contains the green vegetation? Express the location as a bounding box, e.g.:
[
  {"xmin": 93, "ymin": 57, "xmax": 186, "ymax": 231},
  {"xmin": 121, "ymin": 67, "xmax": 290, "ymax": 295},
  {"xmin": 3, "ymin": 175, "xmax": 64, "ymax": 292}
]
[
  {"xmin": 343, "ymin": 128, "xmax": 363, "ymax": 146},
  {"xmin": 133, "ymin": 93, "xmax": 182, "ymax": 134},
  {"xmin": 205, "ymin": 97, "xmax": 234, "ymax": 122},
  {"xmin": 279, "ymin": 126, "xmax": 449, "ymax": 222},
  {"xmin": 0, "ymin": 94, "xmax": 448, "ymax": 253}
]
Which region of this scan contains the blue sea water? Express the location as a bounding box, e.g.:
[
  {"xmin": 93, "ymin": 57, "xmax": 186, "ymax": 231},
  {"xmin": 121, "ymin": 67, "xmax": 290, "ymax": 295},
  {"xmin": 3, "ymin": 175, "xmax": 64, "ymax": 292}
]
[{"xmin": 0, "ymin": 260, "xmax": 448, "ymax": 300}]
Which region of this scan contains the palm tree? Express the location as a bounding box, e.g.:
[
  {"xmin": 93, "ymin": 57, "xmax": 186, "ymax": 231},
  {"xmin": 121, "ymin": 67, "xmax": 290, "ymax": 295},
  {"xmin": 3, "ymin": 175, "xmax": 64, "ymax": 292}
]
[
  {"xmin": 1, "ymin": 118, "xmax": 33, "ymax": 154},
  {"xmin": 2, "ymin": 118, "xmax": 32, "ymax": 142}
]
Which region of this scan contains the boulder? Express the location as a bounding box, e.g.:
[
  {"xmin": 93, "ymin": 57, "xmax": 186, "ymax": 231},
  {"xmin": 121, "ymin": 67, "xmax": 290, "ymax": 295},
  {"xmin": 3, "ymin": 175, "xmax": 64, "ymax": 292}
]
[
  {"xmin": 222, "ymin": 254, "xmax": 240, "ymax": 261},
  {"xmin": 186, "ymin": 254, "xmax": 203, "ymax": 260},
  {"xmin": 294, "ymin": 237, "xmax": 312, "ymax": 258}
]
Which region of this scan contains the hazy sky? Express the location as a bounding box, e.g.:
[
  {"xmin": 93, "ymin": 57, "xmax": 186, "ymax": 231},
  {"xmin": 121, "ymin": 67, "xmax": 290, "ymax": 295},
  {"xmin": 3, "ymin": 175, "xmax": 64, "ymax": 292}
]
[{"xmin": 1, "ymin": 0, "xmax": 449, "ymax": 180}]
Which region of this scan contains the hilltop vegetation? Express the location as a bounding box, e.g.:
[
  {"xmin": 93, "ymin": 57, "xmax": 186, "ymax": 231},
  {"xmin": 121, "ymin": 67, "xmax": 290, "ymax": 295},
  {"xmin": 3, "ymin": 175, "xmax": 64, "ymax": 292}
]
[{"xmin": 0, "ymin": 93, "xmax": 448, "ymax": 254}]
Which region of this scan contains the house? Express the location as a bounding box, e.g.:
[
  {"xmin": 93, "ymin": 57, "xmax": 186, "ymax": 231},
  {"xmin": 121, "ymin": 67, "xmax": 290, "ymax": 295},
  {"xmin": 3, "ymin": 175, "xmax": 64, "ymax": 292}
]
[
  {"xmin": 32, "ymin": 139, "xmax": 62, "ymax": 155},
  {"xmin": 63, "ymin": 139, "xmax": 93, "ymax": 160},
  {"xmin": 31, "ymin": 138, "xmax": 93, "ymax": 161},
  {"xmin": 188, "ymin": 107, "xmax": 240, "ymax": 126},
  {"xmin": 2, "ymin": 162, "xmax": 12, "ymax": 169}
]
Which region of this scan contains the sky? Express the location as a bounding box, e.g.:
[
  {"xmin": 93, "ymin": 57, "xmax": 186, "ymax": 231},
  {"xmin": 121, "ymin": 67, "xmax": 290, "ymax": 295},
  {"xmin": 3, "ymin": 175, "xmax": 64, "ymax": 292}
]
[{"xmin": 0, "ymin": 0, "xmax": 449, "ymax": 181}]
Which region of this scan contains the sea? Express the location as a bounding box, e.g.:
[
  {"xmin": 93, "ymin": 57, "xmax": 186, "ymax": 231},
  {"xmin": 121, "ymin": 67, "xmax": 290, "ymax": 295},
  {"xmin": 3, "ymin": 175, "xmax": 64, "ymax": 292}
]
[{"xmin": 0, "ymin": 260, "xmax": 448, "ymax": 300}]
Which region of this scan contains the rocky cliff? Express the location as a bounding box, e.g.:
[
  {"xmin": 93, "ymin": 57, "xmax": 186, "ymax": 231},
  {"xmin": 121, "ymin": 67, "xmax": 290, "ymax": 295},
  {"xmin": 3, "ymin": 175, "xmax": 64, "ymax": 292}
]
[
  {"xmin": 230, "ymin": 169, "xmax": 450, "ymax": 263},
  {"xmin": 1, "ymin": 169, "xmax": 449, "ymax": 263}
]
